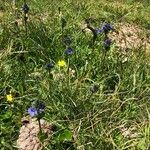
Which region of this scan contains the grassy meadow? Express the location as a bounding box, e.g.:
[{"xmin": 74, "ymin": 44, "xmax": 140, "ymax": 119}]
[{"xmin": 0, "ymin": 0, "xmax": 150, "ymax": 149}]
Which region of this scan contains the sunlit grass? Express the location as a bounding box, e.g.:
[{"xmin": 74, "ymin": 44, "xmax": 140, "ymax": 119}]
[{"xmin": 0, "ymin": 0, "xmax": 150, "ymax": 149}]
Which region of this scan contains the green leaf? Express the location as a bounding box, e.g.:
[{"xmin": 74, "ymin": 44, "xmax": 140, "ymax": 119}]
[
  {"xmin": 2, "ymin": 110, "xmax": 13, "ymax": 121},
  {"xmin": 57, "ymin": 129, "xmax": 72, "ymax": 142},
  {"xmin": 38, "ymin": 131, "xmax": 48, "ymax": 142}
]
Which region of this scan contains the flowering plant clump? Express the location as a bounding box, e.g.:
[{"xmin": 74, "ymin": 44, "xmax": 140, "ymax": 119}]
[
  {"xmin": 94, "ymin": 23, "xmax": 114, "ymax": 36},
  {"xmin": 28, "ymin": 100, "xmax": 46, "ymax": 133},
  {"xmin": 57, "ymin": 60, "xmax": 66, "ymax": 67}
]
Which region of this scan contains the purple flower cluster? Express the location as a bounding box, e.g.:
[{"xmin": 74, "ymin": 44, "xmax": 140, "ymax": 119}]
[
  {"xmin": 94, "ymin": 22, "xmax": 114, "ymax": 49},
  {"xmin": 95, "ymin": 23, "xmax": 114, "ymax": 35},
  {"xmin": 102, "ymin": 23, "xmax": 114, "ymax": 34}
]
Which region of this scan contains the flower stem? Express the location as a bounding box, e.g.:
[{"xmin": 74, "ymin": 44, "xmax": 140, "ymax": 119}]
[{"xmin": 38, "ymin": 119, "xmax": 42, "ymax": 133}]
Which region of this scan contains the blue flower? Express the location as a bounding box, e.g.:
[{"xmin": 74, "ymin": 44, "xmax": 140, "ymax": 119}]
[
  {"xmin": 95, "ymin": 28, "xmax": 103, "ymax": 35},
  {"xmin": 102, "ymin": 23, "xmax": 114, "ymax": 34},
  {"xmin": 28, "ymin": 101, "xmax": 45, "ymax": 118},
  {"xmin": 22, "ymin": 3, "xmax": 29, "ymax": 14},
  {"xmin": 45, "ymin": 63, "xmax": 54, "ymax": 69},
  {"xmin": 104, "ymin": 38, "xmax": 112, "ymax": 50},
  {"xmin": 28, "ymin": 107, "xmax": 38, "ymax": 117},
  {"xmin": 65, "ymin": 47, "xmax": 74, "ymax": 55}
]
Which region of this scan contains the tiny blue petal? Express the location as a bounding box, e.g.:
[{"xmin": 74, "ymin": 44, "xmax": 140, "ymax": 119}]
[
  {"xmin": 28, "ymin": 107, "xmax": 38, "ymax": 117},
  {"xmin": 95, "ymin": 28, "xmax": 103, "ymax": 35}
]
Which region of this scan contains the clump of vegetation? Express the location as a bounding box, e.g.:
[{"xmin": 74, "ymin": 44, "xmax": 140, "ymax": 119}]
[{"xmin": 0, "ymin": 0, "xmax": 150, "ymax": 149}]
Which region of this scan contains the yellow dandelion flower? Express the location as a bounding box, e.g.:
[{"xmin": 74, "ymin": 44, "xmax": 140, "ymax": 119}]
[
  {"xmin": 57, "ymin": 60, "xmax": 66, "ymax": 67},
  {"xmin": 6, "ymin": 94, "xmax": 13, "ymax": 102}
]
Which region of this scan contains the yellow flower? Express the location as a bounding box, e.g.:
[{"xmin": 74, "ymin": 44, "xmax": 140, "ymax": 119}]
[
  {"xmin": 57, "ymin": 60, "xmax": 66, "ymax": 67},
  {"xmin": 6, "ymin": 94, "xmax": 13, "ymax": 102}
]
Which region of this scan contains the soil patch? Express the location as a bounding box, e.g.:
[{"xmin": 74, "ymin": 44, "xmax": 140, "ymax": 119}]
[{"xmin": 109, "ymin": 23, "xmax": 150, "ymax": 53}]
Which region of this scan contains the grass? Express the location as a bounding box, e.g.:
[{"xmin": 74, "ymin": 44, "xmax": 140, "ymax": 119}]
[{"xmin": 0, "ymin": 0, "xmax": 150, "ymax": 149}]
